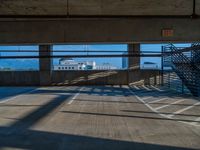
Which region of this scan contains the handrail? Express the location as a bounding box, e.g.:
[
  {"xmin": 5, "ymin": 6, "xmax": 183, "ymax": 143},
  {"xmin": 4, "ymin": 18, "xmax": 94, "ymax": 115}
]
[{"xmin": 163, "ymin": 43, "xmax": 200, "ymax": 96}]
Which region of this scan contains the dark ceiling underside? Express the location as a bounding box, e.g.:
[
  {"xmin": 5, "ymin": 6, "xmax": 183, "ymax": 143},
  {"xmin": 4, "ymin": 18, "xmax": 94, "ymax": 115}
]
[{"xmin": 0, "ymin": 0, "xmax": 199, "ymax": 18}]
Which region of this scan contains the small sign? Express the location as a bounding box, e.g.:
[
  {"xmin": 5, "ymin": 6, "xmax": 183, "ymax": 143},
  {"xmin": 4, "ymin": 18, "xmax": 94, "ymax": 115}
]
[{"xmin": 162, "ymin": 29, "xmax": 174, "ymax": 37}]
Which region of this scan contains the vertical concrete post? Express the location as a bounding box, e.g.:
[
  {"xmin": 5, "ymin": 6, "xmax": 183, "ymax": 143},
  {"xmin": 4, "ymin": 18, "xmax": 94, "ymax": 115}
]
[
  {"xmin": 39, "ymin": 45, "xmax": 52, "ymax": 86},
  {"xmin": 128, "ymin": 44, "xmax": 140, "ymax": 84},
  {"xmin": 128, "ymin": 44, "xmax": 140, "ymax": 69}
]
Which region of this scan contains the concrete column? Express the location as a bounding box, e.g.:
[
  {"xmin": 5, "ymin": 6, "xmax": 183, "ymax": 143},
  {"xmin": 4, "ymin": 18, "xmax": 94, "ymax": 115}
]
[
  {"xmin": 128, "ymin": 44, "xmax": 140, "ymax": 84},
  {"xmin": 128, "ymin": 44, "xmax": 140, "ymax": 70},
  {"xmin": 39, "ymin": 45, "xmax": 52, "ymax": 86}
]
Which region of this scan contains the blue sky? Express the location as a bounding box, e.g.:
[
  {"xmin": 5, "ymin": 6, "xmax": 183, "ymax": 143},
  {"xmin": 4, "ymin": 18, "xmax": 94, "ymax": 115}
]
[
  {"xmin": 0, "ymin": 44, "xmax": 192, "ymax": 70},
  {"xmin": 53, "ymin": 44, "xmax": 127, "ymax": 68},
  {"xmin": 141, "ymin": 44, "xmax": 163, "ymax": 69}
]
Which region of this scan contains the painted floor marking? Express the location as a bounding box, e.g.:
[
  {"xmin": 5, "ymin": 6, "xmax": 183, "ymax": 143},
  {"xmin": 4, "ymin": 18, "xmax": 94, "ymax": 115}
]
[
  {"xmin": 128, "ymin": 88, "xmax": 200, "ymax": 127},
  {"xmin": 155, "ymin": 99, "xmax": 185, "ymax": 110},
  {"xmin": 168, "ymin": 102, "xmax": 200, "ymax": 118},
  {"xmin": 142, "ymin": 96, "xmax": 153, "ymax": 100},
  {"xmin": 133, "ymin": 85, "xmax": 140, "ymax": 90},
  {"xmin": 67, "ymin": 87, "xmax": 84, "ymax": 105},
  {"xmin": 150, "ymin": 85, "xmax": 164, "ymax": 92},
  {"xmin": 192, "ymin": 117, "xmax": 200, "ymax": 125},
  {"xmin": 142, "ymin": 85, "xmax": 152, "ymax": 91},
  {"xmin": 148, "ymin": 97, "xmax": 168, "ymax": 104}
]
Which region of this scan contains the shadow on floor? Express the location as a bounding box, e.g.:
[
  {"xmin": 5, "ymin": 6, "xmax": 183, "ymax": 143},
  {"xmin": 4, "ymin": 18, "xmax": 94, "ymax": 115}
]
[
  {"xmin": 0, "ymin": 87, "xmax": 36, "ymax": 102},
  {"xmin": 0, "ymin": 86, "xmax": 198, "ymax": 102},
  {"xmin": 0, "ymin": 126, "xmax": 197, "ymax": 150},
  {"xmin": 121, "ymin": 110, "xmax": 200, "ymax": 117},
  {"xmin": 74, "ymin": 98, "xmax": 200, "ymax": 107},
  {"xmin": 61, "ymin": 110, "xmax": 200, "ymax": 123},
  {"xmin": 28, "ymin": 86, "xmax": 196, "ymax": 100}
]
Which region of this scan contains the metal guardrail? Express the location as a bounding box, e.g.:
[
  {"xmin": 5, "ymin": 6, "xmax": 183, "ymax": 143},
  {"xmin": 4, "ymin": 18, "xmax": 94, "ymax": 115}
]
[{"xmin": 163, "ymin": 43, "xmax": 200, "ymax": 97}]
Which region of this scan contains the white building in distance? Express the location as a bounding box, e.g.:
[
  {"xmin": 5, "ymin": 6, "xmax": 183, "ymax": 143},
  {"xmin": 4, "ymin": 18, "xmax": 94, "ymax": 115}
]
[
  {"xmin": 54, "ymin": 58, "xmax": 117, "ymax": 70},
  {"xmin": 141, "ymin": 62, "xmax": 159, "ymax": 70},
  {"xmin": 54, "ymin": 58, "xmax": 88, "ymax": 70},
  {"xmin": 95, "ymin": 63, "xmax": 117, "ymax": 70}
]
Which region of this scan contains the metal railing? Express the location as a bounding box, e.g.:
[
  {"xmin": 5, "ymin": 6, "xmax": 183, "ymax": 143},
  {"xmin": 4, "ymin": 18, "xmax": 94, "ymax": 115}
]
[{"xmin": 163, "ymin": 44, "xmax": 200, "ymax": 97}]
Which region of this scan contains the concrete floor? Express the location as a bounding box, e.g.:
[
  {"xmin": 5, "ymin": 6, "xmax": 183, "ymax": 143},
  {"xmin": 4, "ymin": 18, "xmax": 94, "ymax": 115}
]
[{"xmin": 0, "ymin": 86, "xmax": 199, "ymax": 150}]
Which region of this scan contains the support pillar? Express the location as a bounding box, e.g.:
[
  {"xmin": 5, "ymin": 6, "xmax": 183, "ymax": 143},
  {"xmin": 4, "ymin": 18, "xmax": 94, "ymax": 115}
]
[
  {"xmin": 128, "ymin": 44, "xmax": 140, "ymax": 70},
  {"xmin": 128, "ymin": 44, "xmax": 140, "ymax": 84},
  {"xmin": 39, "ymin": 45, "xmax": 52, "ymax": 86}
]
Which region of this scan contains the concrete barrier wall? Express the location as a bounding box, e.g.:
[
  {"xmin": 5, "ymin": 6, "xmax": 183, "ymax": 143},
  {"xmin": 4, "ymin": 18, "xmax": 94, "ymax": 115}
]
[
  {"xmin": 51, "ymin": 70, "xmax": 128, "ymax": 85},
  {"xmin": 0, "ymin": 70, "xmax": 161, "ymax": 86},
  {"xmin": 128, "ymin": 69, "xmax": 161, "ymax": 85},
  {"xmin": 0, "ymin": 71, "xmax": 40, "ymax": 86}
]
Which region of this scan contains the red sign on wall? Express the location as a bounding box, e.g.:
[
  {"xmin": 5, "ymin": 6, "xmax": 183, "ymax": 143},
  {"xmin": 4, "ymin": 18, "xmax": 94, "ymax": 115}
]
[{"xmin": 162, "ymin": 29, "xmax": 174, "ymax": 37}]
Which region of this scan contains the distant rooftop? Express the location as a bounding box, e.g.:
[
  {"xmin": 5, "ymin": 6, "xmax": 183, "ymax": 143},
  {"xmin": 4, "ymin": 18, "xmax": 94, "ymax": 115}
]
[{"xmin": 144, "ymin": 62, "xmax": 156, "ymax": 65}]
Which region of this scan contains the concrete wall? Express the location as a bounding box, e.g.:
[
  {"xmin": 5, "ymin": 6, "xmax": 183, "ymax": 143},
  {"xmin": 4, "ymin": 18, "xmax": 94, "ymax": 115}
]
[
  {"xmin": 0, "ymin": 71, "xmax": 40, "ymax": 86},
  {"xmin": 0, "ymin": 70, "xmax": 161, "ymax": 86},
  {"xmin": 51, "ymin": 70, "xmax": 128, "ymax": 85},
  {"xmin": 128, "ymin": 69, "xmax": 161, "ymax": 85}
]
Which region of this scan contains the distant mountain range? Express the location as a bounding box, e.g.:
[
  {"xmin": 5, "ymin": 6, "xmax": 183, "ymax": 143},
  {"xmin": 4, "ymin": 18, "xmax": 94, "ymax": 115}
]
[{"xmin": 0, "ymin": 59, "xmax": 38, "ymax": 70}]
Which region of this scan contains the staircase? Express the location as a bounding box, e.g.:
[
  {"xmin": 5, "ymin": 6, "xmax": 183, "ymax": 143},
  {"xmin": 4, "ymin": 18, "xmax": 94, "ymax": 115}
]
[{"xmin": 163, "ymin": 44, "xmax": 200, "ymax": 97}]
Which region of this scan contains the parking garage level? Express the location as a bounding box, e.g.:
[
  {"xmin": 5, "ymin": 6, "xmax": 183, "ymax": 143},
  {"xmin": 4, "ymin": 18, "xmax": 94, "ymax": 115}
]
[{"xmin": 0, "ymin": 86, "xmax": 199, "ymax": 150}]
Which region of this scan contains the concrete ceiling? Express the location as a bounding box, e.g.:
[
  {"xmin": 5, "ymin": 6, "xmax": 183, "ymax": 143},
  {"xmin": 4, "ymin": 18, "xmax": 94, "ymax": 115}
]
[
  {"xmin": 0, "ymin": 0, "xmax": 199, "ymax": 16},
  {"xmin": 196, "ymin": 0, "xmax": 200, "ymax": 15}
]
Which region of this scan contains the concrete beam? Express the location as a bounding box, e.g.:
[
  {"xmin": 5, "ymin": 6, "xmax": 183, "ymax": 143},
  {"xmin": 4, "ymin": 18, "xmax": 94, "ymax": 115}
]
[
  {"xmin": 0, "ymin": 0, "xmax": 68, "ymax": 15},
  {"xmin": 0, "ymin": 18, "xmax": 200, "ymax": 44},
  {"xmin": 68, "ymin": 0, "xmax": 193, "ymax": 16},
  {"xmin": 197, "ymin": 0, "xmax": 200, "ymax": 15},
  {"xmin": 0, "ymin": 0, "xmax": 194, "ymax": 16}
]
